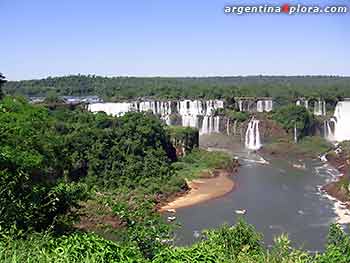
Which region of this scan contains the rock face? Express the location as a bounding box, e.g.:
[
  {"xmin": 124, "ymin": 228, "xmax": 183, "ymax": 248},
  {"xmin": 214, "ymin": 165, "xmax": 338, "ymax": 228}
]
[{"xmin": 322, "ymin": 145, "xmax": 350, "ymax": 204}]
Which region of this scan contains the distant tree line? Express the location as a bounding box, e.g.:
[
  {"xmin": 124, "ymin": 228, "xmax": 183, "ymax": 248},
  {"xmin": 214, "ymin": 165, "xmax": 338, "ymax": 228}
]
[{"xmin": 3, "ymin": 74, "xmax": 350, "ymax": 101}]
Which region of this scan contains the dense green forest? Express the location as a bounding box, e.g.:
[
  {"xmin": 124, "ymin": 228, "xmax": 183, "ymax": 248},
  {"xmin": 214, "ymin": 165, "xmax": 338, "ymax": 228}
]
[
  {"xmin": 1, "ymin": 96, "xmax": 350, "ymax": 262},
  {"xmin": 4, "ymin": 75, "xmax": 350, "ymax": 100}
]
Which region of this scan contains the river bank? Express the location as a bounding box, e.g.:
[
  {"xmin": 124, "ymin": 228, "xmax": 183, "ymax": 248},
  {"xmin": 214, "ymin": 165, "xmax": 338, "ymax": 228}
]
[
  {"xmin": 159, "ymin": 170, "xmax": 235, "ymax": 212},
  {"xmin": 158, "ymin": 158, "xmax": 239, "ymax": 212},
  {"xmin": 322, "ymin": 149, "xmax": 350, "ymax": 205}
]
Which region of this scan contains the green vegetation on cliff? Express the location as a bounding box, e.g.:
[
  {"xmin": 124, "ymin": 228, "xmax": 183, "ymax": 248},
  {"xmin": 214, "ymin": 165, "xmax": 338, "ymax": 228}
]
[
  {"xmin": 272, "ymin": 104, "xmax": 314, "ymax": 139},
  {"xmin": 172, "ymin": 149, "xmax": 233, "ymax": 180},
  {"xmin": 166, "ymin": 126, "xmax": 199, "ymax": 155}
]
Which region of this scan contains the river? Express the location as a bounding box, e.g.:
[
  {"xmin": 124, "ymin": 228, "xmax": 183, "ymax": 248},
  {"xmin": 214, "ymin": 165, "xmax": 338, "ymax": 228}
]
[{"xmin": 172, "ymin": 134, "xmax": 349, "ymax": 252}]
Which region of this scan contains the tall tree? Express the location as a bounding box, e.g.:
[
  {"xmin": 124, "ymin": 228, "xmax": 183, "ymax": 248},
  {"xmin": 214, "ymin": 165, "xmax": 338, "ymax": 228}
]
[{"xmin": 0, "ymin": 73, "xmax": 6, "ymax": 99}]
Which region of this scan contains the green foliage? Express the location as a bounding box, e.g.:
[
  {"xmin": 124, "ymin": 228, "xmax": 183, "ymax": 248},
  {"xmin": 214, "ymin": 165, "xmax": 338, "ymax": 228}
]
[
  {"xmin": 172, "ymin": 149, "xmax": 232, "ymax": 180},
  {"xmin": 298, "ymin": 136, "xmax": 333, "ymax": 155},
  {"xmin": 0, "ymin": 97, "xmax": 87, "ymax": 231},
  {"xmin": 339, "ymin": 141, "xmax": 350, "ymax": 157},
  {"xmin": 86, "ymin": 112, "xmax": 177, "ymax": 190},
  {"xmin": 263, "ymin": 136, "xmax": 332, "ymax": 158},
  {"xmin": 225, "ymin": 109, "xmax": 250, "ymax": 122},
  {"xmin": 4, "ymin": 75, "xmax": 350, "ymax": 100},
  {"xmin": 166, "ymin": 126, "xmax": 199, "ymax": 154},
  {"xmin": 205, "ymin": 218, "xmax": 263, "ymax": 258},
  {"xmin": 3, "ymin": 95, "xmax": 350, "ymax": 262},
  {"xmin": 315, "ymin": 224, "xmax": 350, "ymax": 263},
  {"xmin": 43, "ymin": 90, "xmax": 63, "ymax": 104},
  {"xmin": 272, "ymin": 104, "xmax": 314, "ymax": 138},
  {"xmin": 0, "ymin": 231, "xmax": 146, "ymax": 263}
]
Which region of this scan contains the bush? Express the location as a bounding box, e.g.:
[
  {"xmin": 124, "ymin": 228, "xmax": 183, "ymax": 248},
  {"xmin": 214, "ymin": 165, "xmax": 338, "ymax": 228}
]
[
  {"xmin": 0, "ymin": 98, "xmax": 87, "ymax": 231},
  {"xmin": 0, "ymin": 231, "xmax": 146, "ymax": 263}
]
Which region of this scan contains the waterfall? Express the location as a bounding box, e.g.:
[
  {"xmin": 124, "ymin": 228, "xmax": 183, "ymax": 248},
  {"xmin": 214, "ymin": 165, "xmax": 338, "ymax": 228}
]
[
  {"xmin": 305, "ymin": 100, "xmax": 309, "ymax": 109},
  {"xmin": 257, "ymin": 100, "xmax": 264, "ymax": 112},
  {"xmin": 324, "ymin": 118, "xmax": 335, "ymax": 142},
  {"xmin": 226, "ymin": 118, "xmax": 230, "ymax": 136},
  {"xmin": 182, "ymin": 115, "xmax": 199, "ymax": 128},
  {"xmin": 332, "ymin": 101, "xmax": 350, "ymax": 142},
  {"xmin": 265, "ymin": 100, "xmax": 273, "ymax": 112},
  {"xmin": 215, "ymin": 116, "xmax": 220, "ymax": 132},
  {"xmin": 233, "ymin": 120, "xmax": 238, "ymax": 136},
  {"xmin": 200, "ymin": 116, "xmax": 221, "ymax": 135},
  {"xmin": 245, "ymin": 118, "xmax": 262, "ymax": 150},
  {"xmin": 201, "ymin": 116, "xmax": 209, "ymax": 134},
  {"xmin": 88, "ymin": 102, "xmax": 133, "ymax": 116},
  {"xmin": 294, "ymin": 122, "xmax": 298, "ymax": 143},
  {"xmin": 238, "ymin": 100, "xmax": 243, "ymax": 112},
  {"xmin": 88, "ymin": 99, "xmax": 225, "ymax": 132},
  {"xmin": 314, "ymin": 100, "xmax": 326, "ymax": 116}
]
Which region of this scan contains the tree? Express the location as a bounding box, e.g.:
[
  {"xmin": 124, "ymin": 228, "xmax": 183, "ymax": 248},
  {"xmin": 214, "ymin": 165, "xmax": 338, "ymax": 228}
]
[
  {"xmin": 272, "ymin": 104, "xmax": 314, "ymax": 138},
  {"xmin": 0, "ymin": 73, "xmax": 6, "ymax": 99}
]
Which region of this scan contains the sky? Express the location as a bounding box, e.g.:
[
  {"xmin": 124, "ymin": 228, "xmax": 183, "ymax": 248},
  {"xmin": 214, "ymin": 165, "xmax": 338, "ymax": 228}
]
[{"xmin": 1, "ymin": 0, "xmax": 349, "ymax": 80}]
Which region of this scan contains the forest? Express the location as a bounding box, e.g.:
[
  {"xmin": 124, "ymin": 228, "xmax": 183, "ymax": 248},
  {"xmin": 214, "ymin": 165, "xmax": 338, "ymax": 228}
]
[
  {"xmin": 4, "ymin": 74, "xmax": 350, "ymax": 101},
  {"xmin": 1, "ymin": 74, "xmax": 350, "ymax": 262},
  {"xmin": 0, "ymin": 96, "xmax": 349, "ymax": 262}
]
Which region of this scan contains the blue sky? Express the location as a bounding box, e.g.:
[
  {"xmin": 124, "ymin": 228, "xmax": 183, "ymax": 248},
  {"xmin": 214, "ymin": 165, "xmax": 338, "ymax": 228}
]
[{"xmin": 1, "ymin": 0, "xmax": 349, "ymax": 80}]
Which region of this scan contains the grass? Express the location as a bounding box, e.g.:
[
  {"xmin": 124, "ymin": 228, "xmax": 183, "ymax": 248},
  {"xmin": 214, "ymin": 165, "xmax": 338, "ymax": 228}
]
[
  {"xmin": 263, "ymin": 136, "xmax": 332, "ymax": 158},
  {"xmin": 172, "ymin": 149, "xmax": 233, "ymax": 180}
]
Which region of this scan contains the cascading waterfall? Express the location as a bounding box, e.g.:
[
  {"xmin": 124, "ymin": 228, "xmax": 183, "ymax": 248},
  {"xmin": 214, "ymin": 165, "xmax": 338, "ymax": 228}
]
[
  {"xmin": 238, "ymin": 100, "xmax": 244, "ymax": 112},
  {"xmin": 324, "ymin": 118, "xmax": 336, "ymax": 142},
  {"xmin": 239, "ymin": 99, "xmax": 273, "ymax": 113},
  {"xmin": 332, "ymin": 101, "xmax": 350, "ymax": 142},
  {"xmin": 226, "ymin": 118, "xmax": 230, "ymax": 135},
  {"xmin": 233, "ymin": 120, "xmax": 238, "ymax": 136},
  {"xmin": 257, "ymin": 101, "xmax": 264, "ymax": 112},
  {"xmin": 200, "ymin": 115, "xmax": 221, "ymax": 135},
  {"xmin": 294, "ymin": 122, "xmax": 298, "ymax": 143},
  {"xmin": 313, "ymin": 100, "xmax": 326, "ymax": 116},
  {"xmin": 296, "ymin": 99, "xmax": 309, "ymax": 110},
  {"xmin": 88, "ymin": 99, "xmax": 224, "ymax": 134},
  {"xmin": 305, "ymin": 100, "xmax": 309, "ymax": 109},
  {"xmin": 265, "ymin": 100, "xmax": 273, "ymax": 112},
  {"xmin": 88, "ymin": 102, "xmax": 133, "ymax": 117},
  {"xmin": 245, "ymin": 118, "xmax": 262, "ymax": 150}
]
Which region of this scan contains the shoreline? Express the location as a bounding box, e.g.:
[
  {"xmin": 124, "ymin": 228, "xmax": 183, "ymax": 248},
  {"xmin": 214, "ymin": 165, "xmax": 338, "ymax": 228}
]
[
  {"xmin": 322, "ymin": 154, "xmax": 350, "ymax": 204},
  {"xmin": 260, "ymin": 142, "xmax": 350, "ymax": 224},
  {"xmin": 158, "ymin": 167, "xmax": 236, "ymax": 212}
]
